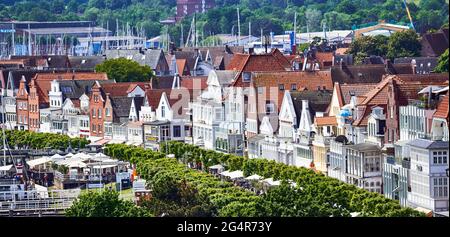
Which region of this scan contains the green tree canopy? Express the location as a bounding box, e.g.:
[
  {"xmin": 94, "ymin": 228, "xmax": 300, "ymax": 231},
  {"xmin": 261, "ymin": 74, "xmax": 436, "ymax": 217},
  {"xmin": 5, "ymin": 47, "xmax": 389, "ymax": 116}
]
[
  {"xmin": 65, "ymin": 189, "xmax": 151, "ymax": 217},
  {"xmin": 347, "ymin": 35, "xmax": 388, "ymax": 64},
  {"xmin": 386, "ymin": 30, "xmax": 421, "ymax": 60},
  {"xmin": 434, "ymin": 48, "xmax": 449, "ymax": 73},
  {"xmin": 95, "ymin": 58, "xmax": 154, "ymax": 82}
]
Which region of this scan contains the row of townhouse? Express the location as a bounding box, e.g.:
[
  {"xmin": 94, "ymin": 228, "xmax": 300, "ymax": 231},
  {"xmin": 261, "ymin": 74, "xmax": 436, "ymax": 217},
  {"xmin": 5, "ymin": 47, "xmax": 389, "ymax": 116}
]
[
  {"xmin": 184, "ymin": 49, "xmax": 447, "ymax": 215},
  {"xmin": 1, "ymin": 47, "xmax": 448, "ymax": 215},
  {"xmin": 0, "ymin": 67, "xmax": 208, "ymax": 149}
]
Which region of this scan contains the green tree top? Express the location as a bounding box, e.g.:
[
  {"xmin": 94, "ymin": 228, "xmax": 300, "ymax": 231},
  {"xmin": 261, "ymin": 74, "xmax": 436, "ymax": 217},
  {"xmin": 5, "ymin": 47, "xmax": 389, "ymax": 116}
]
[
  {"xmin": 434, "ymin": 49, "xmax": 449, "ymax": 73},
  {"xmin": 65, "ymin": 189, "xmax": 152, "ymax": 217},
  {"xmin": 95, "ymin": 58, "xmax": 154, "ymax": 83},
  {"xmin": 386, "ymin": 30, "xmax": 421, "ymax": 60}
]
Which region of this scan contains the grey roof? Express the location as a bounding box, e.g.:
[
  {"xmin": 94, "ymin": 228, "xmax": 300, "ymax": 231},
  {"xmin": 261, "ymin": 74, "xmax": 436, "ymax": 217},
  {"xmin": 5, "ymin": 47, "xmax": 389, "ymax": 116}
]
[
  {"xmin": 248, "ymin": 134, "xmax": 266, "ymax": 143},
  {"xmin": 69, "ymin": 56, "xmax": 105, "ymax": 69},
  {"xmin": 9, "ymin": 55, "xmax": 71, "ymax": 69},
  {"xmin": 331, "ymin": 63, "xmax": 413, "ymax": 84},
  {"xmin": 105, "ymin": 49, "xmax": 166, "ymax": 71},
  {"xmin": 133, "ymin": 97, "xmax": 145, "ymax": 118},
  {"xmin": 215, "ymin": 70, "xmax": 238, "ymax": 86},
  {"xmin": 144, "ymin": 49, "xmax": 165, "ymax": 69},
  {"xmin": 407, "ymin": 139, "xmax": 449, "ymax": 149},
  {"xmin": 290, "ymin": 90, "xmax": 333, "ymax": 127},
  {"xmin": 346, "ymin": 143, "xmax": 380, "ymax": 152},
  {"xmin": 173, "ymin": 51, "xmax": 198, "ymax": 71},
  {"xmin": 58, "ymin": 80, "xmax": 115, "ymax": 99},
  {"xmin": 110, "ymin": 96, "xmax": 133, "ymax": 122},
  {"xmin": 394, "ymin": 57, "xmax": 438, "ymax": 73},
  {"xmin": 146, "ymin": 120, "xmax": 171, "ymax": 126},
  {"xmin": 152, "ymin": 75, "xmax": 175, "ymax": 89}
]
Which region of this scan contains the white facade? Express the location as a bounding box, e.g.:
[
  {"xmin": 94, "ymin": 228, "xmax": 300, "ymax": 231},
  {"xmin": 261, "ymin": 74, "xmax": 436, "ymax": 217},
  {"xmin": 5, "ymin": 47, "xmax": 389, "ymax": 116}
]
[
  {"xmin": 399, "ymin": 104, "xmax": 434, "ymax": 141},
  {"xmin": 431, "ymin": 118, "xmax": 449, "ymax": 142},
  {"xmin": 49, "ymin": 80, "xmax": 63, "ymax": 108},
  {"xmin": 407, "ymin": 140, "xmax": 449, "ymax": 213}
]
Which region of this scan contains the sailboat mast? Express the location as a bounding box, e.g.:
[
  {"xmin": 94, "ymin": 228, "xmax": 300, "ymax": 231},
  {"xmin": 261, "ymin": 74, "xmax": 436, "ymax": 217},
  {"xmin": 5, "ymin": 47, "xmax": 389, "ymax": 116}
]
[{"xmin": 237, "ymin": 7, "xmax": 241, "ymax": 46}]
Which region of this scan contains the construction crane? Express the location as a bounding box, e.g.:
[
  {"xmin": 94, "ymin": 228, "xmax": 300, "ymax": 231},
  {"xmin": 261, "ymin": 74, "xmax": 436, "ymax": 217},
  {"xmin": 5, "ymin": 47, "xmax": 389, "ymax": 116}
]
[{"xmin": 402, "ymin": 0, "xmax": 416, "ymax": 31}]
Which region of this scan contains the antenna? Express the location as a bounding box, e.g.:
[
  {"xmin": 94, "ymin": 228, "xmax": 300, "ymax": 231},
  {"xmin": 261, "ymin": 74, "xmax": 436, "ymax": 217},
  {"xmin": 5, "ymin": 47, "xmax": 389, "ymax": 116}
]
[
  {"xmin": 180, "ymin": 23, "xmax": 184, "ymax": 48},
  {"xmin": 11, "ymin": 23, "xmax": 15, "ymax": 56},
  {"xmin": 402, "ymin": 0, "xmax": 416, "ymax": 31},
  {"xmin": 237, "ymin": 7, "xmax": 241, "ymax": 46},
  {"xmin": 249, "ymin": 21, "xmax": 252, "ymax": 43},
  {"xmin": 294, "ymin": 12, "xmax": 297, "ymax": 46},
  {"xmin": 116, "ymin": 19, "xmax": 119, "ymax": 49},
  {"xmin": 28, "ymin": 23, "xmax": 31, "ymax": 56}
]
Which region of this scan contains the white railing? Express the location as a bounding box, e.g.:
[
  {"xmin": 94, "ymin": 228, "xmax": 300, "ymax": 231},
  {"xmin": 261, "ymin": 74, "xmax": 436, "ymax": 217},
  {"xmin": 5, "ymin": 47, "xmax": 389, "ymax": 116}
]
[{"xmin": 0, "ymin": 189, "xmax": 80, "ymax": 214}]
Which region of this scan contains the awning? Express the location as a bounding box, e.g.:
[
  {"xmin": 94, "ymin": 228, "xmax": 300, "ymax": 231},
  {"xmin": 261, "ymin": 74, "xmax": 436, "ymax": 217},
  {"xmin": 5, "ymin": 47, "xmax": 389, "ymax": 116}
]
[
  {"xmin": 51, "ymin": 154, "xmax": 65, "ymax": 159},
  {"xmin": 27, "ymin": 157, "xmax": 52, "ymax": 168},
  {"xmin": 91, "ymin": 138, "xmax": 110, "ymax": 146},
  {"xmin": 415, "ymin": 207, "xmax": 433, "ymax": 217},
  {"xmin": 0, "ymin": 165, "xmax": 13, "ymax": 171},
  {"xmin": 107, "ymin": 140, "xmax": 125, "ymax": 144},
  {"xmin": 262, "ymin": 178, "xmax": 280, "ymax": 186},
  {"xmin": 92, "ymin": 164, "xmax": 117, "ymax": 169},
  {"xmin": 226, "ymin": 170, "xmax": 244, "ymax": 179},
  {"xmin": 220, "ymin": 170, "xmax": 230, "ymax": 176},
  {"xmin": 245, "ymin": 174, "xmax": 262, "ymax": 180},
  {"xmin": 209, "ymin": 164, "xmax": 224, "ymax": 170}
]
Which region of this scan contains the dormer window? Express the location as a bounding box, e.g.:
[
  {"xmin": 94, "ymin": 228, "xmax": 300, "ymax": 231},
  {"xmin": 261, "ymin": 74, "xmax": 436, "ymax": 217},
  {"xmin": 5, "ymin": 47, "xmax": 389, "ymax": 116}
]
[{"xmin": 242, "ymin": 72, "xmax": 251, "ymax": 82}]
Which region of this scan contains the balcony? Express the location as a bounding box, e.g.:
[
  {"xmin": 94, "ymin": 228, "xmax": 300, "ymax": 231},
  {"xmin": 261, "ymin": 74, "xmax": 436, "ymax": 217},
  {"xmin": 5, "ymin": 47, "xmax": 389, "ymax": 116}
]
[{"xmin": 313, "ymin": 135, "xmax": 332, "ymax": 145}]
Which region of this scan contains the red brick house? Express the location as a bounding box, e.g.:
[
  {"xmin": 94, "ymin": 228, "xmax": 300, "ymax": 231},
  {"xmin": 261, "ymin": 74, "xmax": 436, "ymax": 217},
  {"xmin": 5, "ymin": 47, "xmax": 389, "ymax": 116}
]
[
  {"xmin": 384, "ymin": 74, "xmax": 449, "ymax": 145},
  {"xmin": 176, "ymin": 0, "xmax": 215, "ymax": 21},
  {"xmin": 89, "ymin": 82, "xmax": 105, "ymax": 138},
  {"xmin": 28, "ymin": 79, "xmax": 40, "ymax": 132},
  {"xmin": 16, "ymin": 77, "xmax": 29, "ymax": 131}
]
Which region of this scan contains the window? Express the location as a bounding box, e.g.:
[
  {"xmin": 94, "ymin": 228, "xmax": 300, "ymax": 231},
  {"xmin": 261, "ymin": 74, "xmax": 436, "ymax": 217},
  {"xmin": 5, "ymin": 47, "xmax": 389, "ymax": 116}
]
[
  {"xmin": 257, "ymin": 87, "xmax": 264, "ymax": 94},
  {"xmin": 105, "ymin": 108, "xmax": 110, "ymax": 117},
  {"xmin": 265, "ymin": 101, "xmax": 274, "ymax": 114},
  {"xmin": 92, "ymin": 109, "xmax": 96, "ymax": 118},
  {"xmin": 61, "ymin": 86, "xmax": 73, "ymax": 93},
  {"xmin": 215, "ymin": 108, "xmax": 222, "ymax": 120},
  {"xmin": 433, "ymin": 177, "xmax": 448, "ymax": 198},
  {"xmin": 291, "ymin": 84, "xmax": 297, "ymax": 91},
  {"xmin": 278, "ymin": 84, "xmax": 285, "ymax": 91},
  {"xmin": 173, "ymin": 125, "xmax": 181, "ymax": 138},
  {"xmin": 98, "ymin": 108, "xmax": 102, "ymax": 118},
  {"xmin": 161, "ymin": 106, "xmax": 165, "ymax": 118},
  {"xmin": 242, "ymin": 72, "xmax": 251, "ymax": 82},
  {"xmin": 433, "ymin": 151, "xmax": 448, "ymax": 164}
]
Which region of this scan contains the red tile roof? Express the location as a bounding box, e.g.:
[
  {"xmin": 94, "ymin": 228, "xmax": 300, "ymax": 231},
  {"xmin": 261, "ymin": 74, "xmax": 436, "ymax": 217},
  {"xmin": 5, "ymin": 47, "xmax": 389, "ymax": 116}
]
[
  {"xmin": 336, "ymin": 83, "xmax": 378, "ymax": 106},
  {"xmin": 176, "ymin": 59, "xmax": 189, "ymax": 75},
  {"xmin": 180, "ymin": 76, "xmax": 208, "ymax": 90},
  {"xmin": 335, "ymin": 48, "xmax": 349, "ymax": 55},
  {"xmin": 352, "ymin": 74, "xmax": 449, "ymax": 126},
  {"xmin": 434, "ymin": 93, "xmax": 449, "ymax": 121},
  {"xmin": 315, "ymin": 116, "xmax": 338, "ymax": 126},
  {"xmin": 33, "ymin": 72, "xmax": 108, "ymax": 105},
  {"xmin": 252, "ymin": 71, "xmax": 333, "ymax": 111},
  {"xmin": 101, "ymin": 82, "xmax": 148, "ymax": 97},
  {"xmin": 226, "ymin": 49, "xmax": 292, "ymax": 87},
  {"xmin": 315, "ymin": 52, "xmax": 334, "ymax": 64}
]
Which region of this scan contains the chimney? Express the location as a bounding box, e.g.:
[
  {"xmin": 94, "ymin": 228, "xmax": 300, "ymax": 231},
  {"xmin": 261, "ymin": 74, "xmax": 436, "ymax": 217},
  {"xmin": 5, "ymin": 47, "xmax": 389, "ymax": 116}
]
[
  {"xmin": 302, "ymin": 100, "xmax": 309, "ymax": 110},
  {"xmin": 248, "ymin": 47, "xmax": 254, "ymax": 55},
  {"xmin": 411, "ymin": 59, "xmax": 417, "ymax": 74},
  {"xmin": 169, "ymin": 42, "xmax": 175, "ymax": 55}
]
